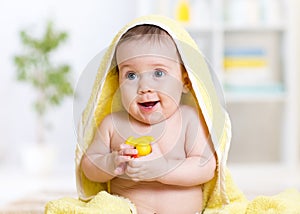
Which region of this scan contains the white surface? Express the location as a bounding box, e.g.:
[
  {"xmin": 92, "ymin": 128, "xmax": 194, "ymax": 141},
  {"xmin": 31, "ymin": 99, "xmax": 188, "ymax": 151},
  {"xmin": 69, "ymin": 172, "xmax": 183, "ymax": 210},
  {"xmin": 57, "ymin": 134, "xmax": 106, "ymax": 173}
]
[
  {"xmin": 229, "ymin": 163, "xmax": 300, "ymax": 199},
  {"xmin": 0, "ymin": 164, "xmax": 76, "ymax": 206}
]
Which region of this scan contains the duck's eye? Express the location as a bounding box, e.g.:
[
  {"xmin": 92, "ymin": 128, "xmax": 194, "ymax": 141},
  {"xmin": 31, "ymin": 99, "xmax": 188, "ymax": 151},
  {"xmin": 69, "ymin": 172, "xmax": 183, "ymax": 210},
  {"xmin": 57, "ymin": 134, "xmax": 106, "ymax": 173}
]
[
  {"xmin": 126, "ymin": 72, "xmax": 137, "ymax": 80},
  {"xmin": 154, "ymin": 70, "xmax": 165, "ymax": 78}
]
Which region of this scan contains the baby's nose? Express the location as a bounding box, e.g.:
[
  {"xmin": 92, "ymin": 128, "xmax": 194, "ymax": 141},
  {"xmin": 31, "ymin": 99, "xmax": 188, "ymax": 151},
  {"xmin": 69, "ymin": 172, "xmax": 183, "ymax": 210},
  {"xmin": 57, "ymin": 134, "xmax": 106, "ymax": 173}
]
[
  {"xmin": 138, "ymin": 75, "xmax": 154, "ymax": 94},
  {"xmin": 138, "ymin": 84, "xmax": 153, "ymax": 94}
]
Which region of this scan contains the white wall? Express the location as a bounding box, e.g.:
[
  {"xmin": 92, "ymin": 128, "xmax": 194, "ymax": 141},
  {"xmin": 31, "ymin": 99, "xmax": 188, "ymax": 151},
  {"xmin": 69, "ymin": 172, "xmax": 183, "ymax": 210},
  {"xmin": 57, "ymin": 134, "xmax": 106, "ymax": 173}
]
[
  {"xmin": 289, "ymin": 0, "xmax": 300, "ymax": 158},
  {"xmin": 293, "ymin": 0, "xmax": 300, "ymax": 143},
  {"xmin": 0, "ymin": 0, "xmax": 138, "ymax": 168}
]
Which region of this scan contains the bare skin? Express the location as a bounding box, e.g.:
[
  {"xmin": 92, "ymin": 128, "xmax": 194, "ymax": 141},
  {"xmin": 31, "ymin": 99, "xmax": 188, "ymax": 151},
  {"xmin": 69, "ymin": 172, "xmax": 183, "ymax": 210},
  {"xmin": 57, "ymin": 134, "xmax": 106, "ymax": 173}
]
[
  {"xmin": 81, "ymin": 35, "xmax": 216, "ymax": 213},
  {"xmin": 82, "ymin": 106, "xmax": 216, "ymax": 213}
]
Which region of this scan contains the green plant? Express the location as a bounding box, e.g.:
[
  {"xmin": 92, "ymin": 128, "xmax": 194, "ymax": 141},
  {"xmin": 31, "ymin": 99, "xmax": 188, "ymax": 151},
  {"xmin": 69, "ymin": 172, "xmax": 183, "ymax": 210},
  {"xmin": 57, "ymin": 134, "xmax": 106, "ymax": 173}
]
[{"xmin": 14, "ymin": 21, "xmax": 73, "ymax": 144}]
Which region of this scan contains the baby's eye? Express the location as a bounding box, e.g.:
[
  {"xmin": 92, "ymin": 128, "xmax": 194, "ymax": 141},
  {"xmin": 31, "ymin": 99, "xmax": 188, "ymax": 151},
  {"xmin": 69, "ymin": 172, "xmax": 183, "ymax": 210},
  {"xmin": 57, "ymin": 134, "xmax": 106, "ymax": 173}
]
[
  {"xmin": 153, "ymin": 70, "xmax": 165, "ymax": 78},
  {"xmin": 126, "ymin": 72, "xmax": 137, "ymax": 80}
]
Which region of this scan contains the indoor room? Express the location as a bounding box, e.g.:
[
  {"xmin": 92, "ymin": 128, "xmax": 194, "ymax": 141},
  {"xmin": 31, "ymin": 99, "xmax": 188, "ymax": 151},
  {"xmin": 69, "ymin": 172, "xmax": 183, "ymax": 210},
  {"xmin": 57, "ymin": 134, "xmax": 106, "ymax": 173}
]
[{"xmin": 0, "ymin": 0, "xmax": 299, "ymax": 212}]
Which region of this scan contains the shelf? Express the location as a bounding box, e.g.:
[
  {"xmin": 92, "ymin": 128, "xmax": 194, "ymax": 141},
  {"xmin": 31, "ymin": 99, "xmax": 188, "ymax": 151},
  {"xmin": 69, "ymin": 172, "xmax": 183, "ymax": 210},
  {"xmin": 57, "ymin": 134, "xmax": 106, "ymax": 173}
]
[
  {"xmin": 223, "ymin": 24, "xmax": 286, "ymax": 32},
  {"xmin": 224, "ymin": 83, "xmax": 285, "ymax": 102},
  {"xmin": 186, "ymin": 23, "xmax": 286, "ymax": 33},
  {"xmin": 225, "ymin": 90, "xmax": 286, "ymax": 103},
  {"xmin": 185, "ymin": 25, "xmax": 214, "ymax": 33}
]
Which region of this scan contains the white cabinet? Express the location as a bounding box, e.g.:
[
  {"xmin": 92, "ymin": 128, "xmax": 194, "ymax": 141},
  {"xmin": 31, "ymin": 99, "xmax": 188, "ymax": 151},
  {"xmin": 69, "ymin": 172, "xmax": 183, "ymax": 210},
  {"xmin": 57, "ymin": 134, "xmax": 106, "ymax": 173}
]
[{"xmin": 136, "ymin": 0, "xmax": 298, "ymax": 167}]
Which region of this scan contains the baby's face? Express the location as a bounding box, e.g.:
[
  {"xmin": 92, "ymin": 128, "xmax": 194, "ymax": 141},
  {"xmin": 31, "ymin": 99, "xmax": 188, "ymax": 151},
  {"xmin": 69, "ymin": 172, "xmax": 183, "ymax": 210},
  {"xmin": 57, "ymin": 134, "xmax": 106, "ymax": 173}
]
[{"xmin": 116, "ymin": 37, "xmax": 188, "ymax": 124}]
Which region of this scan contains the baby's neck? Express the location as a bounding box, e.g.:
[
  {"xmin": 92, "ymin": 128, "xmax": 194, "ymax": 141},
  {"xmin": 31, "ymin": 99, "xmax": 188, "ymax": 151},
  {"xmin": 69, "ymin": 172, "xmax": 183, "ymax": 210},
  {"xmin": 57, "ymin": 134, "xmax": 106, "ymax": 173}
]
[
  {"xmin": 127, "ymin": 108, "xmax": 182, "ymax": 139},
  {"xmin": 128, "ymin": 114, "xmax": 166, "ymax": 137}
]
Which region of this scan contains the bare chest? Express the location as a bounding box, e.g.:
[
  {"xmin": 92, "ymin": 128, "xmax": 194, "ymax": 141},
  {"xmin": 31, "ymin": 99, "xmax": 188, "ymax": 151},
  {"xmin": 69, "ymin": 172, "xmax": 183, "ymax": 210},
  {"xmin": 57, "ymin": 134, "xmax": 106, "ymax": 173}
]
[{"xmin": 110, "ymin": 113, "xmax": 188, "ymax": 159}]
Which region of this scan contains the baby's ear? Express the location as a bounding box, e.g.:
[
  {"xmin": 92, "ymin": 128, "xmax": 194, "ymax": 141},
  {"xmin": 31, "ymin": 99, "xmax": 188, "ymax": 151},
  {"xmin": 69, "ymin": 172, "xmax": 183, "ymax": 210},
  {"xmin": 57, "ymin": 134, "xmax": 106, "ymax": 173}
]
[{"xmin": 182, "ymin": 73, "xmax": 191, "ymax": 94}]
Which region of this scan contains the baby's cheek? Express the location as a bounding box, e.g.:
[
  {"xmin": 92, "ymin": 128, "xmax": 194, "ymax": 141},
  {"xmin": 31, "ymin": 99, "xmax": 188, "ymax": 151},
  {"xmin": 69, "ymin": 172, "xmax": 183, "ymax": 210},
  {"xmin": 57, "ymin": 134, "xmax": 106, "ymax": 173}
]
[{"xmin": 120, "ymin": 89, "xmax": 136, "ymax": 108}]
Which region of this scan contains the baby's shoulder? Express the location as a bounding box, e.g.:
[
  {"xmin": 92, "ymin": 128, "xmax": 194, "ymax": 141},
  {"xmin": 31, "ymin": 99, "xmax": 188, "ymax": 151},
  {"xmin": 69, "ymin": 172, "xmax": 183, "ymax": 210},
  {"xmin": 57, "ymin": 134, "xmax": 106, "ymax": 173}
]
[
  {"xmin": 179, "ymin": 105, "xmax": 198, "ymax": 118},
  {"xmin": 179, "ymin": 105, "xmax": 203, "ymax": 127},
  {"xmin": 100, "ymin": 111, "xmax": 130, "ymax": 128}
]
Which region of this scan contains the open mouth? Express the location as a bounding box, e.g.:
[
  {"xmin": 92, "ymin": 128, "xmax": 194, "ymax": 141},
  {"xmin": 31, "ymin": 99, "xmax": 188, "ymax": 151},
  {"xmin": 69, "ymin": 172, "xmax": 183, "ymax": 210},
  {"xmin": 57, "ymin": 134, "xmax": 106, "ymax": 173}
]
[{"xmin": 138, "ymin": 101, "xmax": 159, "ymax": 109}]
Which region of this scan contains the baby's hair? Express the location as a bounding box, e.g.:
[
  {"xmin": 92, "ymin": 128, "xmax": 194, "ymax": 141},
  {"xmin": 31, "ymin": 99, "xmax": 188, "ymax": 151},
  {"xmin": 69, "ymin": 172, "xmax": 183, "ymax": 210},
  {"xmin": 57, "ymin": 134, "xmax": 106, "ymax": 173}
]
[
  {"xmin": 127, "ymin": 24, "xmax": 167, "ymax": 35},
  {"xmin": 115, "ymin": 24, "xmax": 183, "ymax": 69},
  {"xmin": 113, "ymin": 24, "xmax": 191, "ymax": 90},
  {"xmin": 117, "ymin": 24, "xmax": 171, "ymax": 47},
  {"xmin": 114, "ymin": 24, "xmax": 176, "ymax": 73}
]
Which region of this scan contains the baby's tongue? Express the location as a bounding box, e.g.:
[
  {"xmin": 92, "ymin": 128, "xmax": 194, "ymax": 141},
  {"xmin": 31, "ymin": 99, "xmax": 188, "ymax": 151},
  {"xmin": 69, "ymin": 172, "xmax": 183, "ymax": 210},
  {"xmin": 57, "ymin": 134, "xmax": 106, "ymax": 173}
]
[{"xmin": 141, "ymin": 101, "xmax": 157, "ymax": 107}]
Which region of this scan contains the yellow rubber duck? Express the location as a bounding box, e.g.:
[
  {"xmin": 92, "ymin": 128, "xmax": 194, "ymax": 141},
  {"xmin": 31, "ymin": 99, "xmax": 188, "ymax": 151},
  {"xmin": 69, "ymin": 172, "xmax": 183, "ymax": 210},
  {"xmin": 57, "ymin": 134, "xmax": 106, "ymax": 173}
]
[{"xmin": 125, "ymin": 136, "xmax": 154, "ymax": 157}]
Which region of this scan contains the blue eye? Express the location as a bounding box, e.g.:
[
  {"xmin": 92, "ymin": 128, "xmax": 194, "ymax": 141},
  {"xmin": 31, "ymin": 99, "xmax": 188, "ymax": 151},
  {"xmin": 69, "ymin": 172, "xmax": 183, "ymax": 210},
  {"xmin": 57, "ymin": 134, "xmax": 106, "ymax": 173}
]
[
  {"xmin": 126, "ymin": 72, "xmax": 137, "ymax": 80},
  {"xmin": 154, "ymin": 70, "xmax": 165, "ymax": 78}
]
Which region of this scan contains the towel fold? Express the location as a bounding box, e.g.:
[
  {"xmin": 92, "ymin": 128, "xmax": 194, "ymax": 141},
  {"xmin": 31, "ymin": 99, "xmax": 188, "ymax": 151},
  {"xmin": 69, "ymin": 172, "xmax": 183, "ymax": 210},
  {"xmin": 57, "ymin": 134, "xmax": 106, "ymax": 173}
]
[{"xmin": 45, "ymin": 191, "xmax": 136, "ymax": 214}]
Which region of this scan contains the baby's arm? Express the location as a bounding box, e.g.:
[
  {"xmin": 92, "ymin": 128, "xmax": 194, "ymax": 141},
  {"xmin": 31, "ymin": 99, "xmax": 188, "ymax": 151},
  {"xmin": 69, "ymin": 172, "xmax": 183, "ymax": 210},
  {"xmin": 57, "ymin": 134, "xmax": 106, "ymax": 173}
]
[
  {"xmin": 81, "ymin": 115, "xmax": 132, "ymax": 183},
  {"xmin": 157, "ymin": 107, "xmax": 216, "ymax": 186}
]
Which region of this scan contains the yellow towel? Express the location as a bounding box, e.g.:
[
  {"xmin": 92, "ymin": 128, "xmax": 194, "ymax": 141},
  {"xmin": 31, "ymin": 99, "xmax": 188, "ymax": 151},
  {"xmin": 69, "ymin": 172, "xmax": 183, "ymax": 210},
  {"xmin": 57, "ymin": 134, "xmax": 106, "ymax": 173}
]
[
  {"xmin": 45, "ymin": 191, "xmax": 137, "ymax": 214},
  {"xmin": 45, "ymin": 15, "xmax": 300, "ymax": 213},
  {"xmin": 74, "ymin": 13, "xmax": 232, "ymax": 205}
]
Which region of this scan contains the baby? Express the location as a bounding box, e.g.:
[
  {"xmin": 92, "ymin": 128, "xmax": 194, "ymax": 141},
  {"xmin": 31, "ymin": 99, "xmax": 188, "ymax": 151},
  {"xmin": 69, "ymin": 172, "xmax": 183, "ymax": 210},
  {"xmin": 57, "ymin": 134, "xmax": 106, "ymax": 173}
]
[{"xmin": 81, "ymin": 24, "xmax": 216, "ymax": 214}]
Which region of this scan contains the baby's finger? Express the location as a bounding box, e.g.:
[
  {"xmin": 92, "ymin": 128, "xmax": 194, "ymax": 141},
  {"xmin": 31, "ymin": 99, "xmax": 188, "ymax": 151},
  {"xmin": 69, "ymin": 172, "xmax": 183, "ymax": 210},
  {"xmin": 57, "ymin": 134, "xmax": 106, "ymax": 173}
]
[
  {"xmin": 114, "ymin": 162, "xmax": 126, "ymax": 175},
  {"xmin": 120, "ymin": 143, "xmax": 134, "ymax": 149},
  {"xmin": 123, "ymin": 148, "xmax": 138, "ymax": 156},
  {"xmin": 115, "ymin": 155, "xmax": 131, "ymax": 166},
  {"xmin": 127, "ymin": 159, "xmax": 142, "ymax": 168},
  {"xmin": 119, "ymin": 143, "xmax": 137, "ymax": 156},
  {"xmin": 118, "ymin": 148, "xmax": 137, "ymax": 157},
  {"xmin": 125, "ymin": 167, "xmax": 143, "ymax": 181},
  {"xmin": 126, "ymin": 165, "xmax": 140, "ymax": 175}
]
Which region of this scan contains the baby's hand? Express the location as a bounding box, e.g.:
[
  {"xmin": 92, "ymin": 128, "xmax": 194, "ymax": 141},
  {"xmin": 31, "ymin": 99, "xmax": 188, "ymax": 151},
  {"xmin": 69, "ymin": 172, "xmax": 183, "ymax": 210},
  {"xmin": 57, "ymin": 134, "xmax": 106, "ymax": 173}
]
[
  {"xmin": 113, "ymin": 143, "xmax": 137, "ymax": 175},
  {"xmin": 125, "ymin": 143, "xmax": 168, "ymax": 182}
]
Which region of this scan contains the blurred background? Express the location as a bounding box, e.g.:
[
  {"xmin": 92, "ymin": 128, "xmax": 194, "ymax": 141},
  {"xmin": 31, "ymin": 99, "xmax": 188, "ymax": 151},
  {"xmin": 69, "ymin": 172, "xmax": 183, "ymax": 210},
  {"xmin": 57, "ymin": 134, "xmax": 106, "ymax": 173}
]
[{"xmin": 0, "ymin": 0, "xmax": 299, "ymax": 211}]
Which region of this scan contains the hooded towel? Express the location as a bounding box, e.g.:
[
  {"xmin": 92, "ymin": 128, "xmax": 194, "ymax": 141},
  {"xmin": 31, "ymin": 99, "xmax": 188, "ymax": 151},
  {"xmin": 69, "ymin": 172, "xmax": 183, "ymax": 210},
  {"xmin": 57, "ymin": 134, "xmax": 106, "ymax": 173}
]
[{"xmin": 45, "ymin": 15, "xmax": 300, "ymax": 214}]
